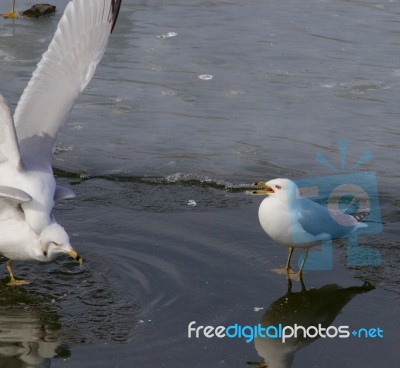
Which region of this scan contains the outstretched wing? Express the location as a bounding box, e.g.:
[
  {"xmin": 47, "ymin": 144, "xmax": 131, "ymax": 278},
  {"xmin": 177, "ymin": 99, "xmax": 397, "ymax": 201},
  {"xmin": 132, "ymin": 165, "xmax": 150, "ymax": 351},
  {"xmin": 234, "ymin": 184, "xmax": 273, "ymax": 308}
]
[
  {"xmin": 0, "ymin": 95, "xmax": 22, "ymax": 170},
  {"xmin": 14, "ymin": 0, "xmax": 122, "ymax": 170}
]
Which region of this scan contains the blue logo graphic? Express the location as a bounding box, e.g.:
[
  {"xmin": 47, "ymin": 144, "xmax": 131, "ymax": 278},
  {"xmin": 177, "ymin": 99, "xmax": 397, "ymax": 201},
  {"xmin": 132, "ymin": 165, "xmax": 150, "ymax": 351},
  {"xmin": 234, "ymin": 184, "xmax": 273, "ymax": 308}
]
[{"xmin": 293, "ymin": 140, "xmax": 382, "ymax": 269}]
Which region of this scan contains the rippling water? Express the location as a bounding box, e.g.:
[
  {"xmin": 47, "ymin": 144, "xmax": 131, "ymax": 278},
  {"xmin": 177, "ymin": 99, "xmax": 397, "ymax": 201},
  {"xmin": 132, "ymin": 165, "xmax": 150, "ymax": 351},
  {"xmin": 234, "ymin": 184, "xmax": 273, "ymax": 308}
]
[{"xmin": 0, "ymin": 0, "xmax": 399, "ymax": 367}]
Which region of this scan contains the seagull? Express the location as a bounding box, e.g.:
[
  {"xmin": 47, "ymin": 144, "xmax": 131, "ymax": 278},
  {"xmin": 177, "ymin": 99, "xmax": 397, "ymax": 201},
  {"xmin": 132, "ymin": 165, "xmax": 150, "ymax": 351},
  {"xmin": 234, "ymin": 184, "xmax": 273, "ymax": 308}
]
[
  {"xmin": 253, "ymin": 178, "xmax": 369, "ymax": 277},
  {"xmin": 0, "ymin": 0, "xmax": 122, "ymax": 285},
  {"xmin": 1, "ymin": 0, "xmax": 17, "ymax": 19}
]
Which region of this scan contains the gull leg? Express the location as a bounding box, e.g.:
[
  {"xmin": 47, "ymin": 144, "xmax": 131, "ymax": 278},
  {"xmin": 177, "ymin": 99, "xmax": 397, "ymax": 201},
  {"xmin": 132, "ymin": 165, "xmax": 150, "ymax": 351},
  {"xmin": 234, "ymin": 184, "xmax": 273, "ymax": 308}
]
[
  {"xmin": 285, "ymin": 246, "xmax": 294, "ymax": 270},
  {"xmin": 272, "ymin": 247, "xmax": 295, "ymax": 276},
  {"xmin": 299, "ymin": 273, "xmax": 306, "ymax": 291},
  {"xmin": 6, "ymin": 260, "xmax": 29, "ymax": 286},
  {"xmin": 2, "ymin": 0, "xmax": 18, "ymax": 19},
  {"xmin": 298, "ymin": 249, "xmax": 309, "ymax": 277}
]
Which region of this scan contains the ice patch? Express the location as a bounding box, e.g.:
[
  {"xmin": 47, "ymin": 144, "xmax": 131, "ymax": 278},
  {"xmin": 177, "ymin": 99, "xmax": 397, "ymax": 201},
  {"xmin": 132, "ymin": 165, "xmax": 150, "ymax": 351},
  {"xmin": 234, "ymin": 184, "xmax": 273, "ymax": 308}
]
[
  {"xmin": 157, "ymin": 32, "xmax": 178, "ymax": 39},
  {"xmin": 187, "ymin": 200, "xmax": 197, "ymax": 207},
  {"xmin": 198, "ymin": 74, "xmax": 213, "ymax": 81}
]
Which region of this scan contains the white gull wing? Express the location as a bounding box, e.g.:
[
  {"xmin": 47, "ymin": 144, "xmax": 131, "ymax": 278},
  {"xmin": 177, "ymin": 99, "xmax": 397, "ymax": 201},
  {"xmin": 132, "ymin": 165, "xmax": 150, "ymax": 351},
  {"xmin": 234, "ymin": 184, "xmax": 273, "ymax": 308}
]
[
  {"xmin": 54, "ymin": 185, "xmax": 76, "ymax": 201},
  {"xmin": 13, "ymin": 0, "xmax": 122, "ymax": 170},
  {"xmin": 0, "ymin": 186, "xmax": 32, "ymax": 203},
  {"xmin": 0, "ymin": 95, "xmax": 22, "ymax": 170},
  {"xmin": 0, "ymin": 186, "xmax": 32, "ymax": 221}
]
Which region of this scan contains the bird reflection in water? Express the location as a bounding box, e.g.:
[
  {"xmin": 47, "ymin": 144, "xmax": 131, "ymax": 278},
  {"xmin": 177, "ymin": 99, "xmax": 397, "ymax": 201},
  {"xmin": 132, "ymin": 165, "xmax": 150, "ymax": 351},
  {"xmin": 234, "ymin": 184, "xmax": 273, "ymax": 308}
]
[
  {"xmin": 0, "ymin": 287, "xmax": 68, "ymax": 367},
  {"xmin": 248, "ymin": 278, "xmax": 374, "ymax": 368}
]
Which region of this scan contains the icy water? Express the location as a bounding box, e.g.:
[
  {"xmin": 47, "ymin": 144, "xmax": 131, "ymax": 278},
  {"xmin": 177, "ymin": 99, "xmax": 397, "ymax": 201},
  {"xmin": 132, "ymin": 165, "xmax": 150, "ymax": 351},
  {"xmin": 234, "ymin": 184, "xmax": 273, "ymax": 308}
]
[{"xmin": 0, "ymin": 0, "xmax": 399, "ymax": 367}]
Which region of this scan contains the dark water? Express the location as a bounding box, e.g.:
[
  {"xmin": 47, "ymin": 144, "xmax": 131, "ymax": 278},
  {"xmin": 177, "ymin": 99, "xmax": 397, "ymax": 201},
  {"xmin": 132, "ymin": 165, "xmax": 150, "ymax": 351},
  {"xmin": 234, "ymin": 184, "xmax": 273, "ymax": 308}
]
[{"xmin": 0, "ymin": 0, "xmax": 399, "ymax": 367}]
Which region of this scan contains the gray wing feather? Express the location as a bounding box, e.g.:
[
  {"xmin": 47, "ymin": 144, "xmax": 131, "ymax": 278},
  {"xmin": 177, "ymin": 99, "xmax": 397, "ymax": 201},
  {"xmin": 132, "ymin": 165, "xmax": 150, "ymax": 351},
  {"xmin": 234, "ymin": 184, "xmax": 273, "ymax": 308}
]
[
  {"xmin": 297, "ymin": 198, "xmax": 358, "ymax": 239},
  {"xmin": 0, "ymin": 186, "xmax": 32, "ymax": 203},
  {"xmin": 54, "ymin": 185, "xmax": 76, "ymax": 201}
]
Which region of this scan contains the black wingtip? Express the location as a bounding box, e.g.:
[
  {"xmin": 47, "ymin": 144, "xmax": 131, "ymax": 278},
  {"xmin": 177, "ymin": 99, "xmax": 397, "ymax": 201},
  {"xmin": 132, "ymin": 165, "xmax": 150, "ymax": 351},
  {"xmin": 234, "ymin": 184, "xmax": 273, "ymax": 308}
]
[
  {"xmin": 110, "ymin": 0, "xmax": 122, "ymax": 33},
  {"xmin": 352, "ymin": 208, "xmax": 370, "ymax": 222}
]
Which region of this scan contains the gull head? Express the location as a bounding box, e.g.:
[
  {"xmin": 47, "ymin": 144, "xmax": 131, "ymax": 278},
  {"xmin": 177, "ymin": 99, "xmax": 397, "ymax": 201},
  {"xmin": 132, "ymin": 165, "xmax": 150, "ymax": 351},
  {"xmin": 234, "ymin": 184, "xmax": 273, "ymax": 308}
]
[
  {"xmin": 39, "ymin": 223, "xmax": 82, "ymax": 263},
  {"xmin": 253, "ymin": 178, "xmax": 300, "ymax": 201}
]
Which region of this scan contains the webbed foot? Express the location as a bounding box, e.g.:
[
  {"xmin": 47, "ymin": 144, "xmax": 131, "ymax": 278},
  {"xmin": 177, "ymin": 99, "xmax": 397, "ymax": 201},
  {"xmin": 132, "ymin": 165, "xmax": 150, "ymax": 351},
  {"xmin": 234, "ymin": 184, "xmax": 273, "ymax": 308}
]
[
  {"xmin": 7, "ymin": 278, "xmax": 30, "ymax": 286},
  {"xmin": 5, "ymin": 260, "xmax": 28, "ymax": 286},
  {"xmin": 2, "ymin": 11, "xmax": 18, "ymax": 19},
  {"xmin": 272, "ymin": 267, "xmax": 295, "ymax": 276}
]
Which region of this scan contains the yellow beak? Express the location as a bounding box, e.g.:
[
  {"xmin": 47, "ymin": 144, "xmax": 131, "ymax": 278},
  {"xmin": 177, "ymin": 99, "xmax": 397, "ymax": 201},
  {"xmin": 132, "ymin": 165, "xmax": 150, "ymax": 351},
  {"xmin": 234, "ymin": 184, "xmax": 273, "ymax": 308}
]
[
  {"xmin": 68, "ymin": 249, "xmax": 83, "ymax": 265},
  {"xmin": 252, "ymin": 181, "xmax": 275, "ymax": 195}
]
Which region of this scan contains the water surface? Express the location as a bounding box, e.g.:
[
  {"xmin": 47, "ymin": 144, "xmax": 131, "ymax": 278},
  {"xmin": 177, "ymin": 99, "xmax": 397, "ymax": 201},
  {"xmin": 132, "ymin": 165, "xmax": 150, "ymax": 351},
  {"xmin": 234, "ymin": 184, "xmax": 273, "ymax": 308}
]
[{"xmin": 0, "ymin": 0, "xmax": 399, "ymax": 367}]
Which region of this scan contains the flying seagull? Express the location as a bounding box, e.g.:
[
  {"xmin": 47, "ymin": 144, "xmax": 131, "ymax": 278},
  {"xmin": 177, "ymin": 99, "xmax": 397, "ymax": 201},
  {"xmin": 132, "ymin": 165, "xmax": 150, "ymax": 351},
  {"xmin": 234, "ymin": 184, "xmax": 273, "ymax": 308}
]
[
  {"xmin": 0, "ymin": 0, "xmax": 122, "ymax": 285},
  {"xmin": 253, "ymin": 178, "xmax": 369, "ymax": 277}
]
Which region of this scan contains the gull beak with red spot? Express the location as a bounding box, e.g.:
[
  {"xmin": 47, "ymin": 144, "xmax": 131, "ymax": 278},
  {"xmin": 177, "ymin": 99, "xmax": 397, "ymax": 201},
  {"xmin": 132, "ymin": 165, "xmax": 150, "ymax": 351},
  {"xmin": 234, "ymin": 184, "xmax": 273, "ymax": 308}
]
[
  {"xmin": 252, "ymin": 181, "xmax": 275, "ymax": 195},
  {"xmin": 68, "ymin": 249, "xmax": 83, "ymax": 265}
]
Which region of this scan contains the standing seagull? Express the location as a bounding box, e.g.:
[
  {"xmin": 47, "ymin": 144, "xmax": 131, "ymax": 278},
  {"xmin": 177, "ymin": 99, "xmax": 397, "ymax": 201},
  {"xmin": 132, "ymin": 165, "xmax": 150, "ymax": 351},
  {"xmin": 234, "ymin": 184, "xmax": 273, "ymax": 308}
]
[
  {"xmin": 253, "ymin": 178, "xmax": 369, "ymax": 277},
  {"xmin": 1, "ymin": 0, "xmax": 17, "ymax": 19},
  {"xmin": 0, "ymin": 0, "xmax": 122, "ymax": 285}
]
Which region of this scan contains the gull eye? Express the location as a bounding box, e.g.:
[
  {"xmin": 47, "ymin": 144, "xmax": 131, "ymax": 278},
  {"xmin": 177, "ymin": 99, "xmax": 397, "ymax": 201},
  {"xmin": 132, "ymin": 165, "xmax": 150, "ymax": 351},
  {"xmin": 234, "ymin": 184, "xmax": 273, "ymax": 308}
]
[
  {"xmin": 275, "ymin": 185, "xmax": 282, "ymax": 190},
  {"xmin": 53, "ymin": 242, "xmax": 60, "ymax": 246}
]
